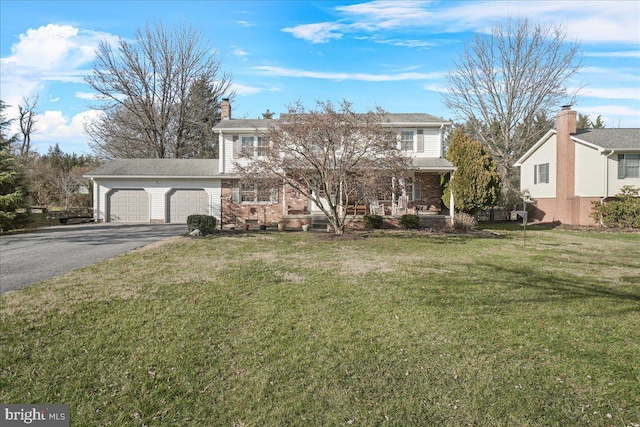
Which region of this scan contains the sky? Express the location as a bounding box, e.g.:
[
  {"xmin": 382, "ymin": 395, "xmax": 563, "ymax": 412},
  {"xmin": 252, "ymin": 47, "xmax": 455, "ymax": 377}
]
[{"xmin": 1, "ymin": 0, "xmax": 639, "ymax": 155}]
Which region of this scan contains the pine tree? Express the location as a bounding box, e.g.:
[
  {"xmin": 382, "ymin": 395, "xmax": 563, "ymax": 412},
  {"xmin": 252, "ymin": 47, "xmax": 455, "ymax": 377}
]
[
  {"xmin": 443, "ymin": 129, "xmax": 501, "ymax": 214},
  {"xmin": 0, "ymin": 101, "xmax": 30, "ymax": 231}
]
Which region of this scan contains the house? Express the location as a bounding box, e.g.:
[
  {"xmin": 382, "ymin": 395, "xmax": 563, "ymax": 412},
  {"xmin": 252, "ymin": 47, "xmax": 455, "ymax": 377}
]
[
  {"xmin": 86, "ymin": 99, "xmax": 455, "ymax": 227},
  {"xmin": 514, "ymin": 107, "xmax": 640, "ymax": 226}
]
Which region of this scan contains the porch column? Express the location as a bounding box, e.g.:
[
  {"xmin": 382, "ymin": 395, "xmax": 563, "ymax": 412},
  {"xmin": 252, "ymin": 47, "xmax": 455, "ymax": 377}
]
[{"xmin": 449, "ymin": 171, "xmax": 455, "ymax": 225}]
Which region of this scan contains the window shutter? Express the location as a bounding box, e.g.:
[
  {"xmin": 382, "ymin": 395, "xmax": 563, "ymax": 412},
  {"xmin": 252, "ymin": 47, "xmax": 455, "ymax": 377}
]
[
  {"xmin": 269, "ymin": 188, "xmax": 279, "ymax": 204},
  {"xmin": 233, "ymin": 136, "xmax": 241, "ymax": 158},
  {"xmin": 618, "ymin": 154, "xmax": 625, "ymax": 179},
  {"xmin": 232, "ymin": 181, "xmax": 240, "ymax": 204},
  {"xmin": 414, "ymin": 177, "xmax": 422, "ymax": 201},
  {"xmin": 417, "ymin": 129, "xmax": 424, "ymax": 153},
  {"xmin": 534, "ymin": 164, "xmax": 538, "ymax": 184}
]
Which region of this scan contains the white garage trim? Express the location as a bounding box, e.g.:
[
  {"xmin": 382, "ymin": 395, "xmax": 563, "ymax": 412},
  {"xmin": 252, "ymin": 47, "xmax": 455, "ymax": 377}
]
[
  {"xmin": 167, "ymin": 189, "xmax": 210, "ymax": 223},
  {"xmin": 91, "ymin": 178, "xmax": 221, "ymax": 224},
  {"xmin": 107, "ymin": 189, "xmax": 150, "ymax": 222}
]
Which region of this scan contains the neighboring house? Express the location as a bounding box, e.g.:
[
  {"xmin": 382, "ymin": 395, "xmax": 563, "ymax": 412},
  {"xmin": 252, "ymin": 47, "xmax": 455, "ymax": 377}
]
[
  {"xmin": 86, "ymin": 99, "xmax": 455, "ymax": 227},
  {"xmin": 515, "ymin": 107, "xmax": 640, "ymax": 226}
]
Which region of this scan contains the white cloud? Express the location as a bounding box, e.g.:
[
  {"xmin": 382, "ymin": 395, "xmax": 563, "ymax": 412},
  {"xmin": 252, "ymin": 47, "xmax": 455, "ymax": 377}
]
[
  {"xmin": 578, "ymin": 87, "xmax": 640, "ymax": 101},
  {"xmin": 585, "ymin": 51, "xmax": 640, "ymax": 58},
  {"xmin": 235, "ymin": 20, "xmax": 256, "ymax": 27},
  {"xmin": 0, "ymin": 24, "xmax": 118, "ymax": 106},
  {"xmin": 283, "ymin": 1, "xmax": 640, "ymax": 45},
  {"xmin": 233, "ymin": 46, "xmax": 250, "ymax": 60},
  {"xmin": 253, "ymin": 65, "xmax": 442, "ymax": 81},
  {"xmin": 577, "ymin": 105, "xmax": 640, "ymax": 127},
  {"xmin": 282, "ymin": 22, "xmax": 345, "ymax": 44}
]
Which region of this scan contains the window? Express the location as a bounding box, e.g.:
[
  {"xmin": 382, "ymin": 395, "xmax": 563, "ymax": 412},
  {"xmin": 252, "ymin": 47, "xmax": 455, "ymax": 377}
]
[
  {"xmin": 618, "ymin": 154, "xmax": 640, "ymax": 179},
  {"xmin": 401, "ymin": 131, "xmax": 414, "ymax": 151},
  {"xmin": 534, "ymin": 163, "xmax": 549, "ymax": 184},
  {"xmin": 237, "ymin": 182, "xmax": 278, "ymax": 203},
  {"xmin": 241, "ymin": 136, "xmax": 255, "ymax": 156},
  {"xmin": 256, "ymin": 137, "xmax": 268, "ymax": 157}
]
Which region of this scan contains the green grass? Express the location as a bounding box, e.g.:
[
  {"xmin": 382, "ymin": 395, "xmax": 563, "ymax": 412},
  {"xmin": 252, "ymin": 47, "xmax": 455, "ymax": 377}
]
[{"xmin": 1, "ymin": 228, "xmax": 639, "ymax": 426}]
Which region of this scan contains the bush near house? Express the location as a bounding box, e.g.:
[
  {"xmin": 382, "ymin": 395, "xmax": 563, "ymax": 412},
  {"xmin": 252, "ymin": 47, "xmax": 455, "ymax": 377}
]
[
  {"xmin": 399, "ymin": 214, "xmax": 421, "ymax": 229},
  {"xmin": 363, "ymin": 214, "xmax": 383, "ymax": 230},
  {"xmin": 590, "ymin": 186, "xmax": 640, "ymax": 228},
  {"xmin": 186, "ymin": 214, "xmax": 217, "ymax": 235},
  {"xmin": 453, "ymin": 212, "xmax": 477, "ymax": 232}
]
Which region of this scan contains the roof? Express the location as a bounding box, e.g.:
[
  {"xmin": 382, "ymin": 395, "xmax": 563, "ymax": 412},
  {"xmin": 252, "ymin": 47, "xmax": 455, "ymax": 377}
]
[
  {"xmin": 573, "ymin": 128, "xmax": 640, "ymax": 151},
  {"xmin": 515, "ymin": 127, "xmax": 640, "ymax": 166},
  {"xmin": 85, "ymin": 159, "xmax": 220, "ymax": 178},
  {"xmin": 212, "ymin": 112, "xmax": 450, "ymax": 132},
  {"xmin": 213, "ymin": 118, "xmax": 275, "ymax": 131},
  {"xmin": 411, "ymin": 157, "xmax": 455, "ymax": 170}
]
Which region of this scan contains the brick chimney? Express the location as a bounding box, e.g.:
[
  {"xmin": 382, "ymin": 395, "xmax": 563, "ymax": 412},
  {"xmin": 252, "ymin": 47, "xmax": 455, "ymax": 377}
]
[
  {"xmin": 221, "ymin": 98, "xmax": 231, "ymax": 120},
  {"xmin": 555, "ymin": 106, "xmax": 578, "ymax": 223}
]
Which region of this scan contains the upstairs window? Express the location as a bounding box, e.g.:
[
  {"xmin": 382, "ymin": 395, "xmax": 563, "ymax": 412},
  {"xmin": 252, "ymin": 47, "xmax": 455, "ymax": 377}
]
[
  {"xmin": 256, "ymin": 137, "xmax": 268, "ymax": 157},
  {"xmin": 401, "ymin": 131, "xmax": 414, "ymax": 151},
  {"xmin": 618, "ymin": 154, "xmax": 640, "ymax": 179},
  {"xmin": 534, "ymin": 163, "xmax": 549, "ymax": 184},
  {"xmin": 241, "ymin": 136, "xmax": 255, "ymax": 156}
]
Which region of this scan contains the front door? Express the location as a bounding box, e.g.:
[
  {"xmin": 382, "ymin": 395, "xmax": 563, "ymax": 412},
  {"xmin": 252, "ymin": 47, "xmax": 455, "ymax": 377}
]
[{"xmin": 309, "ymin": 188, "xmax": 330, "ymax": 213}]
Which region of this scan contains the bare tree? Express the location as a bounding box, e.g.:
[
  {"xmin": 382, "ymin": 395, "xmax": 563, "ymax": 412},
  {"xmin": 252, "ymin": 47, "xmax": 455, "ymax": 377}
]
[
  {"xmin": 443, "ymin": 18, "xmax": 582, "ymax": 200},
  {"xmin": 18, "ymin": 95, "xmax": 39, "ymax": 161},
  {"xmin": 85, "ymin": 20, "xmax": 233, "ymax": 159},
  {"xmin": 235, "ymin": 100, "xmax": 412, "ymax": 234}
]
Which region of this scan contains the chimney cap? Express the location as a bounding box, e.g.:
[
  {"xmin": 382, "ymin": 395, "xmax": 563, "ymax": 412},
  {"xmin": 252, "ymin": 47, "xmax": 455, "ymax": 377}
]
[
  {"xmin": 561, "ymin": 104, "xmax": 572, "ymax": 110},
  {"xmin": 222, "ymin": 97, "xmax": 230, "ymax": 102}
]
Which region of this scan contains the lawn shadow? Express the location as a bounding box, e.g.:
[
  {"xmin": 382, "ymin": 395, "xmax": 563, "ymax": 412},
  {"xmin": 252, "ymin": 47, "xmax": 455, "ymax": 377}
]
[{"xmin": 478, "ymin": 261, "xmax": 640, "ymax": 307}]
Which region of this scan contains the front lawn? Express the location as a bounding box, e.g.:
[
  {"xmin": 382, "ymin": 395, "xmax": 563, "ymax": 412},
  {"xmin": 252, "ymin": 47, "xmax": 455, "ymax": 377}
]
[{"xmin": 1, "ymin": 228, "xmax": 639, "ymax": 426}]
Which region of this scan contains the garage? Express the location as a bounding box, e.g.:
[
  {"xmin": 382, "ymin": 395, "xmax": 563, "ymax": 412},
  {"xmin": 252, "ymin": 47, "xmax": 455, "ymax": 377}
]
[
  {"xmin": 108, "ymin": 189, "xmax": 149, "ymax": 222},
  {"xmin": 168, "ymin": 189, "xmax": 210, "ymax": 223}
]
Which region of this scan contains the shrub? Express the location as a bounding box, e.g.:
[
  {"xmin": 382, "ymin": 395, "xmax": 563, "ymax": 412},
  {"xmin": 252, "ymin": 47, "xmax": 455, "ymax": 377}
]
[
  {"xmin": 590, "ymin": 186, "xmax": 640, "ymax": 228},
  {"xmin": 186, "ymin": 214, "xmax": 217, "ymax": 235},
  {"xmin": 399, "ymin": 214, "xmax": 421, "ymax": 230},
  {"xmin": 363, "ymin": 214, "xmax": 383, "ymax": 230},
  {"xmin": 453, "ymin": 212, "xmax": 477, "ymax": 232}
]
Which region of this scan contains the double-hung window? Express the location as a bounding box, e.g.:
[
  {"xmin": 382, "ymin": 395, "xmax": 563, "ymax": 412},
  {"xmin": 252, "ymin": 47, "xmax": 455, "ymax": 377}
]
[
  {"xmin": 401, "ymin": 131, "xmax": 414, "ymax": 151},
  {"xmin": 618, "ymin": 154, "xmax": 640, "ymax": 178},
  {"xmin": 534, "ymin": 163, "xmax": 549, "ymax": 184},
  {"xmin": 241, "ymin": 136, "xmax": 255, "ymax": 156},
  {"xmin": 256, "ymin": 137, "xmax": 268, "ymax": 157},
  {"xmin": 237, "ymin": 181, "xmax": 278, "ymax": 203}
]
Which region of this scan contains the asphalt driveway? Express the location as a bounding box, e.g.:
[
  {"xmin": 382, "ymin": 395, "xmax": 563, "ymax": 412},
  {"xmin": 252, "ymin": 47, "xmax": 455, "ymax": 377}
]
[{"xmin": 0, "ymin": 223, "xmax": 186, "ymax": 294}]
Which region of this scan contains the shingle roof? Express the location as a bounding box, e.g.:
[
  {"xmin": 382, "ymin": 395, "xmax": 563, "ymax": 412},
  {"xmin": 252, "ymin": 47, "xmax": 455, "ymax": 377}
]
[
  {"xmin": 573, "ymin": 128, "xmax": 640, "ymax": 150},
  {"xmin": 212, "ymin": 113, "xmax": 450, "ymax": 131},
  {"xmin": 85, "ymin": 159, "xmax": 220, "ymax": 177},
  {"xmin": 213, "ymin": 119, "xmax": 274, "ymax": 130},
  {"xmin": 411, "ymin": 157, "xmax": 455, "ymax": 170}
]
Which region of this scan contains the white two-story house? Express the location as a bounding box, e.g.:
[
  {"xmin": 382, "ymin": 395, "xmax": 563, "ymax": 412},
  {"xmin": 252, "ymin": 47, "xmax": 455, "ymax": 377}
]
[
  {"xmin": 86, "ymin": 99, "xmax": 455, "ymax": 228},
  {"xmin": 515, "ymin": 107, "xmax": 640, "ymax": 226}
]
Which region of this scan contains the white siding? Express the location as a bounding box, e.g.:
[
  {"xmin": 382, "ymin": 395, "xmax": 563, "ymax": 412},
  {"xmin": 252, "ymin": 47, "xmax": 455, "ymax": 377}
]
[
  {"xmin": 422, "ymin": 129, "xmax": 441, "ymax": 157},
  {"xmin": 520, "ymin": 134, "xmax": 556, "ymax": 199},
  {"xmin": 574, "ymin": 142, "xmax": 604, "ymax": 197},
  {"xmin": 223, "ymin": 134, "xmax": 236, "ymax": 173},
  {"xmin": 607, "ymin": 155, "xmax": 640, "ymax": 196}
]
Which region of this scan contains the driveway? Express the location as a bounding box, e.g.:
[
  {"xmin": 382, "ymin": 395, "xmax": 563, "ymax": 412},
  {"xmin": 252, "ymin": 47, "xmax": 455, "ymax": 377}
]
[{"xmin": 0, "ymin": 223, "xmax": 186, "ymax": 294}]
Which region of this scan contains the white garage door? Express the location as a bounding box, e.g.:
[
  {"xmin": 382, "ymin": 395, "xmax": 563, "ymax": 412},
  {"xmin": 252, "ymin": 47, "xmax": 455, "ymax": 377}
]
[
  {"xmin": 108, "ymin": 189, "xmax": 149, "ymax": 222},
  {"xmin": 168, "ymin": 189, "xmax": 209, "ymax": 223}
]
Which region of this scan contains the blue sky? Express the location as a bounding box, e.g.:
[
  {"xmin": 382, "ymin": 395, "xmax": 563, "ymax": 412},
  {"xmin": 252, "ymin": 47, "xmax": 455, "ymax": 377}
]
[{"xmin": 1, "ymin": 0, "xmax": 639, "ymax": 155}]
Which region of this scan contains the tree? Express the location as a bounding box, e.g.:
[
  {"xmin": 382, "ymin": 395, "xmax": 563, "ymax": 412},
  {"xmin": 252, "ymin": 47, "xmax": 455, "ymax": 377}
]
[
  {"xmin": 0, "ymin": 101, "xmax": 30, "ymax": 231},
  {"xmin": 577, "ymin": 113, "xmax": 606, "ymax": 129},
  {"xmin": 442, "ymin": 129, "xmax": 501, "ymax": 214},
  {"xmin": 235, "ymin": 100, "xmax": 412, "ymax": 234},
  {"xmin": 443, "ymin": 18, "xmax": 581, "ymax": 202},
  {"xmin": 85, "ymin": 20, "xmax": 233, "ymax": 159},
  {"xmin": 261, "ymin": 109, "xmax": 275, "ymax": 119},
  {"xmin": 17, "ymin": 95, "xmax": 39, "ymax": 161}
]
